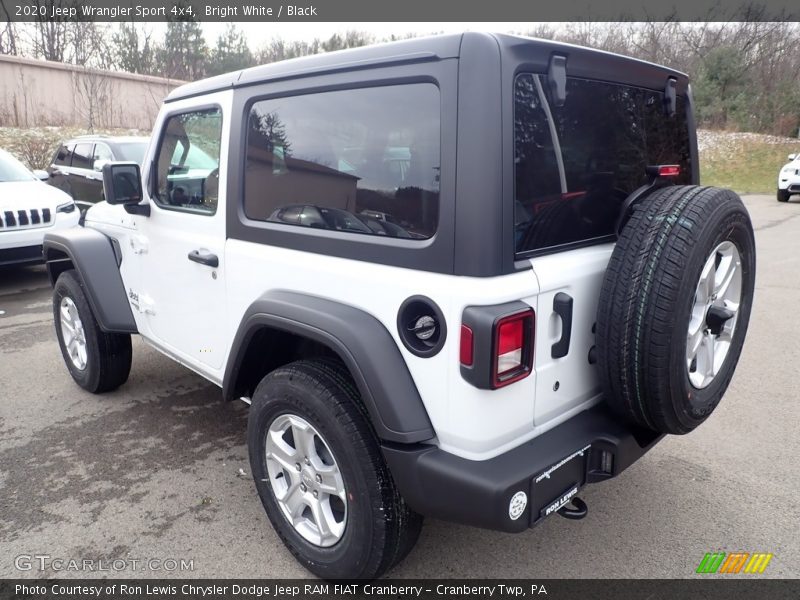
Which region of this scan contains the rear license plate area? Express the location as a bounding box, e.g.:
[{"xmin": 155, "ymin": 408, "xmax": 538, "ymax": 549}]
[{"xmin": 530, "ymin": 444, "xmax": 590, "ymax": 525}]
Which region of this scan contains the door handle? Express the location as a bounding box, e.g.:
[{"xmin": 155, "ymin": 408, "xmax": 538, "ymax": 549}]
[
  {"xmin": 551, "ymin": 292, "xmax": 573, "ymax": 359},
  {"xmin": 188, "ymin": 249, "xmax": 219, "ymax": 268}
]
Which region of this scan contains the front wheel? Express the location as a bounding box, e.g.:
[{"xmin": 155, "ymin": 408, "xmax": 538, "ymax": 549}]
[
  {"xmin": 777, "ymin": 189, "xmax": 790, "ymax": 202},
  {"xmin": 53, "ymin": 270, "xmax": 132, "ymax": 393},
  {"xmin": 247, "ymin": 359, "xmax": 422, "ymax": 580}
]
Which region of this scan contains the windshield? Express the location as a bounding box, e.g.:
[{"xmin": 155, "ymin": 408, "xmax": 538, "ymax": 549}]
[
  {"xmin": 0, "ymin": 149, "xmax": 35, "ymax": 182},
  {"xmin": 115, "ymin": 142, "xmax": 149, "ymax": 165}
]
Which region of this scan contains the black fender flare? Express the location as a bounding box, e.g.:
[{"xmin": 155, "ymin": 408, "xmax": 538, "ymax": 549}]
[
  {"xmin": 43, "ymin": 228, "xmax": 137, "ymax": 334},
  {"xmin": 223, "ymin": 290, "xmax": 435, "ymax": 444}
]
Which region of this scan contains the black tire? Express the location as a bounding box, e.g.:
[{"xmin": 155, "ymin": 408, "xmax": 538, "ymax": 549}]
[
  {"xmin": 597, "ymin": 186, "xmax": 755, "ymax": 434},
  {"xmin": 777, "ymin": 189, "xmax": 790, "ymax": 202},
  {"xmin": 53, "ymin": 270, "xmax": 132, "ymax": 393},
  {"xmin": 247, "ymin": 359, "xmax": 422, "ymax": 580}
]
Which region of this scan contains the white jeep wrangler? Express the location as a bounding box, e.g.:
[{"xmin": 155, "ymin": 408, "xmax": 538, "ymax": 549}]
[{"xmin": 43, "ymin": 33, "xmax": 756, "ymax": 579}]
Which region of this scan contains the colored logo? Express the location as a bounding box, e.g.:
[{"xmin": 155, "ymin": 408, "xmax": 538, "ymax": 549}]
[{"xmin": 696, "ymin": 552, "xmax": 773, "ymax": 574}]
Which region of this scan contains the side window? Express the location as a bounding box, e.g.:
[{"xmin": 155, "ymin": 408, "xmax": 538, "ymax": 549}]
[
  {"xmin": 154, "ymin": 107, "xmax": 222, "ymax": 214},
  {"xmin": 243, "ymin": 83, "xmax": 440, "ymax": 239},
  {"xmin": 53, "ymin": 144, "xmax": 74, "ymax": 167},
  {"xmin": 93, "ymin": 143, "xmax": 113, "ymax": 162},
  {"xmin": 72, "ymin": 143, "xmax": 93, "ymax": 170}
]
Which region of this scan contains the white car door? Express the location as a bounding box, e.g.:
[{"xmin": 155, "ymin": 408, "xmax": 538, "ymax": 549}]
[{"xmin": 134, "ymin": 98, "xmax": 229, "ymax": 380}]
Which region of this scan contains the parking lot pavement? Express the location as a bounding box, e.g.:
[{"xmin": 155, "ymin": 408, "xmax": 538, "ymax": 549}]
[{"xmin": 1, "ymin": 194, "xmax": 799, "ymax": 579}]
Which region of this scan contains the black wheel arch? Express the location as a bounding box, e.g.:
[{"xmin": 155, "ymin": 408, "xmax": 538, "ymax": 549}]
[
  {"xmin": 43, "ymin": 228, "xmax": 137, "ymax": 334},
  {"xmin": 223, "ymin": 290, "xmax": 435, "ymax": 444}
]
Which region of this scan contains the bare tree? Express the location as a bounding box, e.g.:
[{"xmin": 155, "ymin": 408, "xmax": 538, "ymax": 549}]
[
  {"xmin": 68, "ymin": 22, "xmax": 113, "ymax": 130},
  {"xmin": 0, "ymin": 1, "xmax": 18, "ymax": 55}
]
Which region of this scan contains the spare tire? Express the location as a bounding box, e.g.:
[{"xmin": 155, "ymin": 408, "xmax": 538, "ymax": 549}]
[{"xmin": 596, "ymin": 185, "xmax": 755, "ymax": 434}]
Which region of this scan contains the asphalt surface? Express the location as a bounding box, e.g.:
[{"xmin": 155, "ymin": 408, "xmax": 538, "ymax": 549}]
[{"xmin": 1, "ymin": 194, "xmax": 798, "ymax": 579}]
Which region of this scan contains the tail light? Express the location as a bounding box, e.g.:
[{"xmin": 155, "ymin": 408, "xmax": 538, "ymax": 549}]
[
  {"xmin": 658, "ymin": 165, "xmax": 681, "ymax": 177},
  {"xmin": 646, "ymin": 164, "xmax": 681, "ymax": 178},
  {"xmin": 459, "ymin": 325, "xmax": 474, "ymax": 367},
  {"xmin": 460, "ymin": 303, "xmax": 535, "ymax": 390},
  {"xmin": 492, "ymin": 310, "xmax": 535, "ymax": 388}
]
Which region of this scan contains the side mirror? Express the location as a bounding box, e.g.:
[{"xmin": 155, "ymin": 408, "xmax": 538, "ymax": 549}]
[
  {"xmin": 32, "ymin": 169, "xmax": 49, "ymax": 181},
  {"xmin": 102, "ymin": 162, "xmax": 149, "ymax": 216},
  {"xmin": 789, "ymin": 154, "xmax": 797, "ymax": 161},
  {"xmin": 93, "ymin": 158, "xmax": 110, "ymax": 172}
]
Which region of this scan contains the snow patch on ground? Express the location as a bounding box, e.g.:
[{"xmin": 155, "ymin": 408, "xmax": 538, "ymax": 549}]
[{"xmin": 697, "ymin": 129, "xmax": 799, "ymax": 161}]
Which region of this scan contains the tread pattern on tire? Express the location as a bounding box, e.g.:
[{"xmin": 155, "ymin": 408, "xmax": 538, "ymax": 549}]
[
  {"xmin": 249, "ymin": 358, "xmax": 422, "ymax": 579},
  {"xmin": 597, "ymin": 185, "xmax": 755, "ymax": 434},
  {"xmin": 54, "ymin": 270, "xmax": 132, "ymax": 394}
]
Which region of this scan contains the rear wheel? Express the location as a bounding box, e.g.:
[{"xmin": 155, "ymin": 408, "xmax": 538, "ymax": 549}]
[
  {"xmin": 247, "ymin": 359, "xmax": 422, "ymax": 579},
  {"xmin": 777, "ymin": 189, "xmax": 790, "ymax": 202},
  {"xmin": 597, "ymin": 186, "xmax": 755, "ymax": 434},
  {"xmin": 53, "ymin": 270, "xmax": 132, "ymax": 393}
]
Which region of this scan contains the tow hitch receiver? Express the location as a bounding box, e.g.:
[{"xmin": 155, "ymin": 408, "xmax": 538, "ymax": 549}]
[{"xmin": 558, "ymin": 496, "xmax": 588, "ymax": 520}]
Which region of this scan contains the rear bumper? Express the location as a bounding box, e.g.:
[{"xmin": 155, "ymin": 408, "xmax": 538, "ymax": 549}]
[{"xmin": 382, "ymin": 404, "xmax": 663, "ymax": 533}]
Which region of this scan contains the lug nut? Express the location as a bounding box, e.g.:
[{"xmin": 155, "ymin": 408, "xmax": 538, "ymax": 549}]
[
  {"xmin": 315, "ymin": 474, "xmax": 322, "ymax": 483},
  {"xmin": 304, "ymin": 458, "xmax": 311, "ymax": 465},
  {"xmin": 295, "ymin": 463, "xmax": 301, "ymax": 471},
  {"xmin": 313, "ymin": 490, "xmax": 319, "ymax": 498},
  {"xmin": 300, "ymin": 484, "xmax": 307, "ymax": 492}
]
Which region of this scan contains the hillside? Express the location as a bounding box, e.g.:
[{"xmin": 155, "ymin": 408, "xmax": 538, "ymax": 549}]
[{"xmin": 699, "ymin": 129, "xmax": 799, "ymax": 194}]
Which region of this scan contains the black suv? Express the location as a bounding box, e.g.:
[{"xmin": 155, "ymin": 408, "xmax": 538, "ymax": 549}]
[{"xmin": 47, "ymin": 135, "xmax": 149, "ymax": 209}]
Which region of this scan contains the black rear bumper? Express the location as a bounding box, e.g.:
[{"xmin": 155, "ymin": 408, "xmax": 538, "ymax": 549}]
[{"xmin": 382, "ymin": 404, "xmax": 663, "ymax": 533}]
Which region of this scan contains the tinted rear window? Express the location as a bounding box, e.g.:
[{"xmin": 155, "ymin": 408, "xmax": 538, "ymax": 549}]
[
  {"xmin": 514, "ymin": 74, "xmax": 692, "ymax": 254},
  {"xmin": 243, "ymin": 83, "xmax": 440, "ymax": 240}
]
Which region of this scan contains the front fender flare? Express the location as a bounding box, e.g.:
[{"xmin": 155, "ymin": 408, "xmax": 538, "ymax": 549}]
[
  {"xmin": 223, "ymin": 291, "xmax": 435, "ymax": 444},
  {"xmin": 43, "ymin": 228, "xmax": 137, "ymax": 333}
]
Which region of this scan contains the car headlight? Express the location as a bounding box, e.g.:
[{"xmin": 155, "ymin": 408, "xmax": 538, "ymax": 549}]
[{"xmin": 56, "ymin": 201, "xmax": 76, "ymax": 213}]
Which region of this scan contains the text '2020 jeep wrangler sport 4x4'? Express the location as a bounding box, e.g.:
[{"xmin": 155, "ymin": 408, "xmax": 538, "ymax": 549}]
[{"xmin": 43, "ymin": 33, "xmax": 755, "ymax": 579}]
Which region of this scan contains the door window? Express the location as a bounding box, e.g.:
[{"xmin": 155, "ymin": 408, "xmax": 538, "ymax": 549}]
[
  {"xmin": 72, "ymin": 143, "xmax": 94, "ymax": 170},
  {"xmin": 153, "ymin": 107, "xmax": 223, "ymax": 214},
  {"xmin": 53, "ymin": 144, "xmax": 74, "ymax": 167}
]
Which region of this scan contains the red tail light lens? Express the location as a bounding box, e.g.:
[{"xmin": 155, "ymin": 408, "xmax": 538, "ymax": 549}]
[
  {"xmin": 459, "ymin": 325, "xmax": 474, "ymax": 367},
  {"xmin": 658, "ymin": 165, "xmax": 681, "ymax": 177},
  {"xmin": 493, "ymin": 309, "xmax": 534, "ymax": 388}
]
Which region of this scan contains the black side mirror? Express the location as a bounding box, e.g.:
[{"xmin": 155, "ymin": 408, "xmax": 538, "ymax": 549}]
[{"xmin": 102, "ymin": 162, "xmax": 150, "ymax": 216}]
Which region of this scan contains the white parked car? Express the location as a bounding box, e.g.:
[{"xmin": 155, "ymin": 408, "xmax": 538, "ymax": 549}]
[
  {"xmin": 0, "ymin": 149, "xmax": 79, "ymax": 266},
  {"xmin": 778, "ymin": 152, "xmax": 800, "ymax": 202}
]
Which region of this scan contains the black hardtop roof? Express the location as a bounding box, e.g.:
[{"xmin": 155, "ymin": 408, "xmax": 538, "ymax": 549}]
[{"xmin": 165, "ymin": 32, "xmax": 688, "ymax": 103}]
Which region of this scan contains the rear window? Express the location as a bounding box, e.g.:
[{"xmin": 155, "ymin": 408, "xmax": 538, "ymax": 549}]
[
  {"xmin": 243, "ymin": 83, "xmax": 440, "ymax": 240},
  {"xmin": 514, "ymin": 74, "xmax": 692, "ymax": 254}
]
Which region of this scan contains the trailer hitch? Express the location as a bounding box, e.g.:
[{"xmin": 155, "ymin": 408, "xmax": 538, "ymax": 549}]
[{"xmin": 557, "ymin": 496, "xmax": 588, "ymax": 520}]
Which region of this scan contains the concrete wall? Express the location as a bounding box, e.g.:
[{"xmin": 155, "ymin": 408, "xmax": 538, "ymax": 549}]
[{"xmin": 0, "ymin": 54, "xmax": 183, "ymax": 130}]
